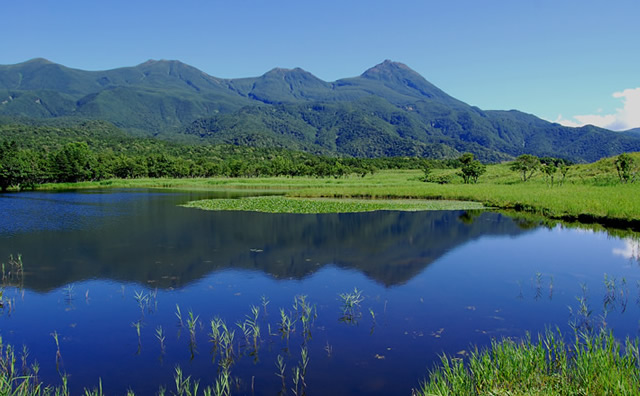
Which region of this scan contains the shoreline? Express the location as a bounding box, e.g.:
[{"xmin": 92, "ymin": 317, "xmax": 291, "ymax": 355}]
[{"xmin": 11, "ymin": 169, "xmax": 639, "ymax": 232}]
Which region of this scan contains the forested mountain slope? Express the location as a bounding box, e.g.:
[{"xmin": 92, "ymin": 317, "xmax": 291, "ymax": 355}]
[{"xmin": 1, "ymin": 58, "xmax": 639, "ymax": 162}]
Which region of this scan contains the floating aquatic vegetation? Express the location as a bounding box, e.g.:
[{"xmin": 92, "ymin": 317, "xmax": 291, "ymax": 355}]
[{"xmin": 183, "ymin": 196, "xmax": 483, "ymax": 214}]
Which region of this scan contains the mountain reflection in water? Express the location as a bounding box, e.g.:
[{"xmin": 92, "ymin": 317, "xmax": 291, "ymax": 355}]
[{"xmin": 1, "ymin": 190, "xmax": 532, "ymax": 291}]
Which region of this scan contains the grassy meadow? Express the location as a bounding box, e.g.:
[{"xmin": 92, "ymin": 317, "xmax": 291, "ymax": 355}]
[{"xmin": 40, "ymin": 153, "xmax": 640, "ymax": 227}]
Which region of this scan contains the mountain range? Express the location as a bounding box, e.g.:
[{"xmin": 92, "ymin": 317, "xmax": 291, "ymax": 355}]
[{"xmin": 1, "ymin": 58, "xmax": 639, "ymax": 162}]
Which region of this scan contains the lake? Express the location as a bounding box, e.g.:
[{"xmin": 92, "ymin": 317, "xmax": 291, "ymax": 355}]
[{"xmin": 1, "ymin": 189, "xmax": 638, "ymax": 395}]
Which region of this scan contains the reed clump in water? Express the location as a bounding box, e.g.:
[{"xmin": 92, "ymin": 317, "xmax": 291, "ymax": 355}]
[
  {"xmin": 416, "ymin": 329, "xmax": 640, "ymax": 396},
  {"xmin": 338, "ymin": 288, "xmax": 364, "ymax": 324}
]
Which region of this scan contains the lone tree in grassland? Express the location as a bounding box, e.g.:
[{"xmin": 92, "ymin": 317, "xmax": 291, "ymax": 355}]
[
  {"xmin": 458, "ymin": 153, "xmax": 486, "ymax": 184},
  {"xmin": 510, "ymin": 154, "xmax": 540, "ymax": 182},
  {"xmin": 558, "ymin": 163, "xmax": 570, "ymax": 186},
  {"xmin": 539, "ymin": 157, "xmax": 571, "ymax": 187},
  {"xmin": 421, "ymin": 160, "xmax": 432, "ymax": 182},
  {"xmin": 541, "ymin": 163, "xmax": 557, "ymax": 187},
  {"xmin": 615, "ymin": 153, "xmax": 636, "ymax": 183}
]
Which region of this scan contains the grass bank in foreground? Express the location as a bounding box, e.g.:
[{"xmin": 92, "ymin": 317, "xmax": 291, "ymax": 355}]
[
  {"xmin": 182, "ymin": 196, "xmax": 484, "ymax": 213},
  {"xmin": 417, "ymin": 330, "xmax": 640, "ymax": 396}
]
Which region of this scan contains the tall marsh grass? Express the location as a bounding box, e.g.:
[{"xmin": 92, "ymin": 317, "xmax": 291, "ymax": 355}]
[{"xmin": 416, "ymin": 330, "xmax": 640, "ymax": 396}]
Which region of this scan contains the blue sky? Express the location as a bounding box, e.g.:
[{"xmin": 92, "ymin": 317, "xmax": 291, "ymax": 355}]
[{"xmin": 3, "ymin": 0, "xmax": 639, "ymax": 130}]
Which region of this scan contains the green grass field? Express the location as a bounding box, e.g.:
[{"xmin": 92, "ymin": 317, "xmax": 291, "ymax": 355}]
[{"xmin": 36, "ymin": 153, "xmax": 640, "ymax": 227}]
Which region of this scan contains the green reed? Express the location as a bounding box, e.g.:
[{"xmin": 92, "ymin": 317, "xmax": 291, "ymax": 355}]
[
  {"xmin": 50, "ymin": 331, "xmax": 62, "ymax": 372},
  {"xmin": 236, "ymin": 305, "xmax": 260, "ymax": 349},
  {"xmin": 155, "ymin": 326, "xmax": 165, "ymax": 354},
  {"xmin": 212, "ymin": 368, "xmax": 230, "ymax": 396},
  {"xmin": 186, "ymin": 311, "xmax": 199, "ymax": 340},
  {"xmin": 246, "ymin": 305, "xmax": 261, "ymax": 350},
  {"xmin": 173, "ymin": 366, "xmax": 202, "ymax": 396},
  {"xmin": 278, "ymin": 309, "xmax": 296, "ymax": 341},
  {"xmin": 291, "ymin": 366, "xmax": 300, "ymax": 396},
  {"xmin": 131, "ymin": 321, "xmax": 142, "ymax": 354},
  {"xmin": 298, "ymin": 346, "xmax": 309, "ymax": 391},
  {"xmin": 275, "ymin": 354, "xmax": 286, "ymax": 391},
  {"xmin": 294, "ymin": 295, "xmax": 315, "ymax": 342},
  {"xmin": 133, "ymin": 290, "xmax": 156, "ymax": 316},
  {"xmin": 83, "ymin": 379, "xmax": 103, "ymax": 396},
  {"xmin": 338, "ymin": 287, "xmax": 364, "ymax": 324},
  {"xmin": 287, "ymin": 346, "xmax": 311, "ymax": 396},
  {"xmin": 369, "ymin": 308, "xmax": 377, "ymax": 334},
  {"xmin": 4, "ymin": 280, "xmax": 640, "ymax": 395},
  {"xmin": 209, "ymin": 317, "xmax": 223, "ymax": 347},
  {"xmin": 260, "ymin": 295, "xmax": 270, "ymax": 316},
  {"xmin": 186, "ymin": 311, "xmax": 200, "ymax": 359},
  {"xmin": 210, "ymin": 320, "xmax": 235, "ymax": 371},
  {"xmin": 175, "ymin": 304, "xmax": 184, "ymax": 328},
  {"xmin": 416, "ymin": 329, "xmax": 640, "ymax": 396}
]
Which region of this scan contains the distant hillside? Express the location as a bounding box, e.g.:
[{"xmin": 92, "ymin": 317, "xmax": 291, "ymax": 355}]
[
  {"xmin": 2, "ymin": 58, "xmax": 640, "ymax": 162},
  {"xmin": 623, "ymin": 127, "xmax": 640, "ymax": 136}
]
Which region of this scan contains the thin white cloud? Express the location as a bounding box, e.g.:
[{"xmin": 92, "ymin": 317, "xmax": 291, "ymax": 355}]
[
  {"xmin": 612, "ymin": 238, "xmax": 639, "ymax": 261},
  {"xmin": 553, "ymin": 87, "xmax": 640, "ymax": 131}
]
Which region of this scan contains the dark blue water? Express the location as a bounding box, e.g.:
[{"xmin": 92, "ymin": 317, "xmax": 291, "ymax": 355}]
[{"xmin": 0, "ymin": 190, "xmax": 638, "ymax": 395}]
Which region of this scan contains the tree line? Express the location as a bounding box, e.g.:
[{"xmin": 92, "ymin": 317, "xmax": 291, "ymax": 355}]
[
  {"xmin": 0, "ymin": 137, "xmax": 465, "ymax": 192},
  {"xmin": 4, "ymin": 121, "xmax": 634, "ymax": 192}
]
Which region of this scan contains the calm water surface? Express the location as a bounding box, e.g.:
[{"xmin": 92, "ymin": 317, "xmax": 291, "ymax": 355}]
[{"xmin": 0, "ymin": 189, "xmax": 638, "ymax": 395}]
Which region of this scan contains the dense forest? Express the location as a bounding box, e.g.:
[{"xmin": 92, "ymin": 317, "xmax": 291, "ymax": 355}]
[{"xmin": 0, "ymin": 120, "xmax": 460, "ymax": 191}]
